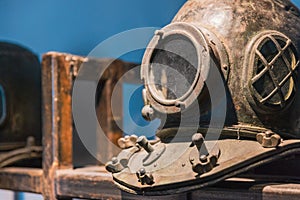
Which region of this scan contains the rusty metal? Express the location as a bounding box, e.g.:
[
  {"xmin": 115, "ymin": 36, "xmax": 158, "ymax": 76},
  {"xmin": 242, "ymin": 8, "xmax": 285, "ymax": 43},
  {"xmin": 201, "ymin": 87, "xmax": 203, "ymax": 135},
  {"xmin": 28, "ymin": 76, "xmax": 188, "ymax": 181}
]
[
  {"xmin": 139, "ymin": 0, "xmax": 300, "ymax": 134},
  {"xmin": 105, "ymin": 157, "xmax": 125, "ymax": 173},
  {"xmin": 136, "ymin": 168, "xmax": 154, "ymax": 185},
  {"xmin": 0, "ymin": 136, "xmax": 42, "ymax": 168},
  {"xmin": 107, "ymin": 0, "xmax": 300, "ymax": 196},
  {"xmin": 136, "ymin": 136, "xmax": 154, "ymax": 153},
  {"xmin": 0, "ymin": 42, "xmax": 42, "ymax": 151},
  {"xmin": 170, "ymin": 0, "xmax": 300, "ymax": 134},
  {"xmin": 256, "ymin": 130, "xmax": 282, "ymax": 148},
  {"xmin": 245, "ymin": 31, "xmax": 299, "ymax": 114},
  {"xmin": 41, "ymin": 52, "xmax": 137, "ymax": 199},
  {"xmin": 141, "ymin": 105, "xmax": 155, "ymax": 121},
  {"xmin": 118, "ymin": 135, "xmax": 138, "ymax": 149},
  {"xmin": 189, "ymin": 133, "xmax": 220, "ymax": 174}
]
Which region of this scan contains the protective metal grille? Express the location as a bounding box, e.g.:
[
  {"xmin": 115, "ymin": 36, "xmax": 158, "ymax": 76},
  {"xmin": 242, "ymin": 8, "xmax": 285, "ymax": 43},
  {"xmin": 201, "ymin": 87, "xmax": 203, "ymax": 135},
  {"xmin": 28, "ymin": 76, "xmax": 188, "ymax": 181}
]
[{"xmin": 250, "ymin": 34, "xmax": 299, "ymax": 108}]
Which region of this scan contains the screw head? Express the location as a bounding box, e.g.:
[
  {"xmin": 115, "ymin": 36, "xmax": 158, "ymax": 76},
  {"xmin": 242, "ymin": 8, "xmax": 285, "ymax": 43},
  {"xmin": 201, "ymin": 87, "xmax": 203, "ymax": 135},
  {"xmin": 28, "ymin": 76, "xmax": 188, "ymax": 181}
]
[
  {"xmin": 200, "ymin": 155, "xmax": 208, "ymax": 163},
  {"xmin": 26, "ymin": 136, "xmax": 35, "ymax": 147},
  {"xmin": 141, "ymin": 105, "xmax": 154, "ymax": 121},
  {"xmin": 265, "ymin": 131, "xmax": 274, "ymax": 138},
  {"xmin": 111, "ymin": 157, "xmax": 118, "ymax": 164},
  {"xmin": 139, "ymin": 168, "xmax": 146, "ymax": 176},
  {"xmin": 192, "ymin": 133, "xmax": 204, "ymax": 148}
]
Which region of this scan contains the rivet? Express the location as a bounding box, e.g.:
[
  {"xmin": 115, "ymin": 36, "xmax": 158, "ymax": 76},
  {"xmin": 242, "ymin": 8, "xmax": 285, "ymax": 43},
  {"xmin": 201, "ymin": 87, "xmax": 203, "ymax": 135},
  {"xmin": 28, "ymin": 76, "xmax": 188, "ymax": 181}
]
[
  {"xmin": 139, "ymin": 168, "xmax": 146, "ymax": 176},
  {"xmin": 111, "ymin": 157, "xmax": 118, "ymax": 164},
  {"xmin": 200, "ymin": 155, "xmax": 208, "ymax": 163},
  {"xmin": 265, "ymin": 130, "xmax": 274, "ymax": 138},
  {"xmin": 155, "ymin": 30, "xmax": 164, "ymax": 37}
]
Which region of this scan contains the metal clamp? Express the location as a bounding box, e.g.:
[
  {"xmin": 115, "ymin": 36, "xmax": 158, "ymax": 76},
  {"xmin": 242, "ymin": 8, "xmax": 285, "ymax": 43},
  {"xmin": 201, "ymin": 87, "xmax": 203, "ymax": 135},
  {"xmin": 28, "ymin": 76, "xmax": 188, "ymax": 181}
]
[{"xmin": 189, "ymin": 133, "xmax": 220, "ymax": 174}]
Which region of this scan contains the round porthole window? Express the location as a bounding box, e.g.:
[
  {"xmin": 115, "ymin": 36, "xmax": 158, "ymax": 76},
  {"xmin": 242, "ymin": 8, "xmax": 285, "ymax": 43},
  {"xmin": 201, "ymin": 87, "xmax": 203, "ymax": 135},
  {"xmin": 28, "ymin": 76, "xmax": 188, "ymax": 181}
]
[
  {"xmin": 247, "ymin": 31, "xmax": 299, "ymax": 112},
  {"xmin": 141, "ymin": 22, "xmax": 211, "ymax": 114}
]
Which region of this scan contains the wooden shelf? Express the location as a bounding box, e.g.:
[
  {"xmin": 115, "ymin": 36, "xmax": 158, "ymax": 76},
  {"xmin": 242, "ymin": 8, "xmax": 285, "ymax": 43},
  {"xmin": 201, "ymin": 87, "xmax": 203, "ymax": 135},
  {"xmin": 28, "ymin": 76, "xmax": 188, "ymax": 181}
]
[
  {"xmin": 1, "ymin": 165, "xmax": 300, "ymax": 200},
  {"xmin": 55, "ymin": 166, "xmax": 121, "ymax": 200},
  {"xmin": 0, "ymin": 167, "xmax": 42, "ymax": 194}
]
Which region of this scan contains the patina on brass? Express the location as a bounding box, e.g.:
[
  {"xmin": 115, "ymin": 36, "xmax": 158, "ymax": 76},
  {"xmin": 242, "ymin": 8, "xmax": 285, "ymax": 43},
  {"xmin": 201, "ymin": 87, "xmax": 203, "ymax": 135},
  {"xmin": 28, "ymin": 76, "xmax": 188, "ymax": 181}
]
[{"xmin": 107, "ymin": 0, "xmax": 300, "ymax": 195}]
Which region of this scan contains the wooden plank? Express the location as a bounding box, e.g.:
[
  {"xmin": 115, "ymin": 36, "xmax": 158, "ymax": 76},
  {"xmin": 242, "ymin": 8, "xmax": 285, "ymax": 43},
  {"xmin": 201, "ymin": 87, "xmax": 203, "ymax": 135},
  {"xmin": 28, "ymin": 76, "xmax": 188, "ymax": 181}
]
[
  {"xmin": 41, "ymin": 52, "xmax": 137, "ymax": 199},
  {"xmin": 56, "ymin": 166, "xmax": 300, "ymax": 200},
  {"xmin": 55, "ymin": 167, "xmax": 121, "ymax": 200},
  {"xmin": 262, "ymin": 184, "xmax": 300, "ymax": 200},
  {"xmin": 42, "ymin": 52, "xmax": 76, "ymax": 200},
  {"xmin": 55, "ymin": 166, "xmax": 188, "ymax": 200},
  {"xmin": 0, "ymin": 167, "xmax": 42, "ymax": 194}
]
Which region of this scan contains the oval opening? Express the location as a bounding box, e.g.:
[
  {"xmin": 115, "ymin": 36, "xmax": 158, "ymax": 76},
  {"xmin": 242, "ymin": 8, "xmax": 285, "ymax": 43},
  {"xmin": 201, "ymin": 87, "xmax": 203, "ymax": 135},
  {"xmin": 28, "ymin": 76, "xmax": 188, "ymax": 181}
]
[{"xmin": 148, "ymin": 34, "xmax": 199, "ymax": 101}]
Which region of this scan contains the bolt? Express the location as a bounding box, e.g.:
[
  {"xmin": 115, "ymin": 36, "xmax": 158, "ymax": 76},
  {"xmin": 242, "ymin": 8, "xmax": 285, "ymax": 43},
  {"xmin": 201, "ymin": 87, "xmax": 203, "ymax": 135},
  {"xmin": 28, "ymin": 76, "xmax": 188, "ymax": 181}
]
[
  {"xmin": 111, "ymin": 157, "xmax": 118, "ymax": 165},
  {"xmin": 192, "ymin": 133, "xmax": 204, "ymax": 149},
  {"xmin": 265, "ymin": 130, "xmax": 274, "ymax": 137},
  {"xmin": 139, "ymin": 168, "xmax": 146, "ymax": 176},
  {"xmin": 200, "ymin": 155, "xmax": 208, "ymax": 163},
  {"xmin": 141, "ymin": 105, "xmax": 154, "ymax": 121},
  {"xmin": 26, "ymin": 136, "xmax": 35, "ymax": 147},
  {"xmin": 137, "ymin": 136, "xmax": 154, "ymax": 153}
]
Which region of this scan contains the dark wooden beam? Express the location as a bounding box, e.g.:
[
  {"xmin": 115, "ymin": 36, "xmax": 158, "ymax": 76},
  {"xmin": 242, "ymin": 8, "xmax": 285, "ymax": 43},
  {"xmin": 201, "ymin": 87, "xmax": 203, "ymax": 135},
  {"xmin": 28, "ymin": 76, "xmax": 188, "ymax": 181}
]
[{"xmin": 0, "ymin": 167, "xmax": 42, "ymax": 194}]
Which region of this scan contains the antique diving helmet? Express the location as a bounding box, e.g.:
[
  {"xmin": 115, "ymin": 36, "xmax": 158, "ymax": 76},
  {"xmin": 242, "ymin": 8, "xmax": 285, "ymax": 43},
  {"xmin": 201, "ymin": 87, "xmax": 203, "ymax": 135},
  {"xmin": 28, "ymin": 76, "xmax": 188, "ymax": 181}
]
[
  {"xmin": 106, "ymin": 0, "xmax": 300, "ymax": 195},
  {"xmin": 0, "ymin": 42, "xmax": 42, "ymax": 167}
]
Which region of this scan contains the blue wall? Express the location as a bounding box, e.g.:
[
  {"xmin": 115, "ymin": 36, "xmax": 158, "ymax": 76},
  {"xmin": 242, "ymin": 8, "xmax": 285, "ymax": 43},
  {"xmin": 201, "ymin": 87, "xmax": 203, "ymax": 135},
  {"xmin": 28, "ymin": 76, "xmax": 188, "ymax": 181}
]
[
  {"xmin": 0, "ymin": 0, "xmax": 299, "ymax": 60},
  {"xmin": 0, "ymin": 0, "xmax": 187, "ymax": 139},
  {"xmin": 0, "ymin": 0, "xmax": 186, "ymax": 62}
]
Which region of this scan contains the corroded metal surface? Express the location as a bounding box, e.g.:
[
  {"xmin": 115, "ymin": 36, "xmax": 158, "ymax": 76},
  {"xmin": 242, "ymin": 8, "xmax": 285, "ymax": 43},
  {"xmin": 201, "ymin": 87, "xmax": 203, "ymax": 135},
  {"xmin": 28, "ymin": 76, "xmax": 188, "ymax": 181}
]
[
  {"xmin": 171, "ymin": 0, "xmax": 300, "ymax": 135},
  {"xmin": 111, "ymin": 139, "xmax": 300, "ymax": 195},
  {"xmin": 108, "ymin": 0, "xmax": 300, "ymax": 195},
  {"xmin": 0, "ymin": 42, "xmax": 41, "ymax": 150}
]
